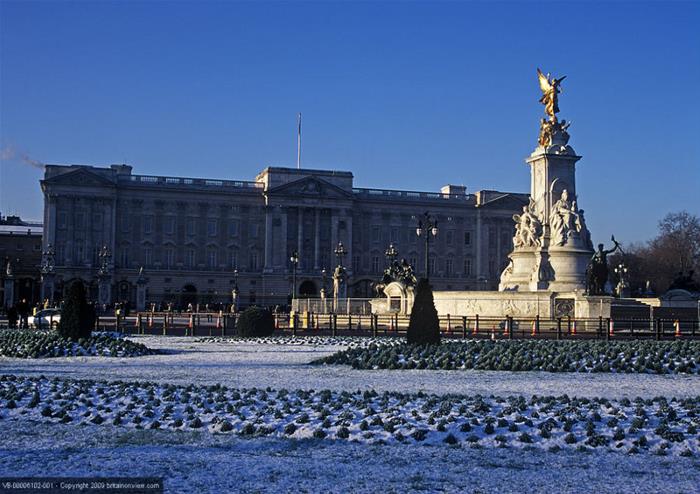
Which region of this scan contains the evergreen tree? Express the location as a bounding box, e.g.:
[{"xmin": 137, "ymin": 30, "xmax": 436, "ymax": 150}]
[
  {"xmin": 406, "ymin": 278, "xmax": 441, "ymax": 345},
  {"xmin": 58, "ymin": 280, "xmax": 93, "ymax": 340}
]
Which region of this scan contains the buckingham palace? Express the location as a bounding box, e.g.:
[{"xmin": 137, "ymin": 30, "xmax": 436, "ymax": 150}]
[{"xmin": 40, "ymin": 164, "xmax": 528, "ymax": 307}]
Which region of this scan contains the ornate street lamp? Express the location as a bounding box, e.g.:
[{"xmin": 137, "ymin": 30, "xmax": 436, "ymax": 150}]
[
  {"xmin": 97, "ymin": 245, "xmax": 112, "ymax": 277},
  {"xmin": 40, "ymin": 244, "xmax": 55, "ymax": 275},
  {"xmin": 614, "ymin": 262, "xmax": 629, "ymax": 298},
  {"xmin": 416, "ymin": 212, "xmax": 438, "ymax": 279},
  {"xmin": 334, "ymin": 242, "xmax": 347, "ymax": 268},
  {"xmin": 289, "ymin": 250, "xmax": 299, "ymax": 299},
  {"xmin": 385, "ymin": 243, "xmax": 398, "ymax": 263},
  {"xmin": 231, "ymin": 268, "xmax": 239, "ymax": 311},
  {"xmin": 320, "ymin": 268, "xmax": 327, "ymax": 298}
]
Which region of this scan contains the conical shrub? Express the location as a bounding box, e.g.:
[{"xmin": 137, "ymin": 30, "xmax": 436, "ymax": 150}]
[
  {"xmin": 406, "ymin": 278, "xmax": 441, "ymax": 345},
  {"xmin": 58, "ymin": 280, "xmax": 93, "ymax": 340}
]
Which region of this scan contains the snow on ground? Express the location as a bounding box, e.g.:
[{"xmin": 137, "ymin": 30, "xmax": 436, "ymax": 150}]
[
  {"xmin": 1, "ymin": 419, "xmax": 698, "ymax": 494},
  {"xmin": 2, "ymin": 375, "xmax": 697, "ymax": 456},
  {"xmin": 2, "ymin": 336, "xmax": 699, "ymax": 493},
  {"xmin": 1, "ymin": 336, "xmax": 699, "ymax": 399}
]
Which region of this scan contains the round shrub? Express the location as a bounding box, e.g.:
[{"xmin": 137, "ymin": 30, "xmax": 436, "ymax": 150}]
[{"xmin": 236, "ymin": 307, "xmax": 275, "ymax": 337}]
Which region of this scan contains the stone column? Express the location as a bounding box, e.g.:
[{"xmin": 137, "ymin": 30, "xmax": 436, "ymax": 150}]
[
  {"xmin": 475, "ymin": 210, "xmax": 483, "ymax": 283},
  {"xmin": 46, "ymin": 195, "xmax": 57, "ymax": 249},
  {"xmin": 297, "ymin": 208, "xmax": 304, "ymax": 270},
  {"xmin": 345, "ymin": 211, "xmax": 353, "ymax": 275},
  {"xmin": 264, "ymin": 206, "xmax": 273, "ymax": 271},
  {"xmin": 330, "ymin": 209, "xmax": 338, "ymax": 258},
  {"xmin": 279, "ymin": 208, "xmax": 288, "ymax": 268},
  {"xmin": 314, "ymin": 209, "xmax": 321, "ymax": 269}
]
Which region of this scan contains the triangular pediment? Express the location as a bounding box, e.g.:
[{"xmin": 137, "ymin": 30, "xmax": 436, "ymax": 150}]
[
  {"xmin": 479, "ymin": 193, "xmax": 529, "ymax": 210},
  {"xmin": 43, "ymin": 168, "xmax": 116, "ymax": 188},
  {"xmin": 266, "ymin": 176, "xmax": 353, "ymax": 199}
]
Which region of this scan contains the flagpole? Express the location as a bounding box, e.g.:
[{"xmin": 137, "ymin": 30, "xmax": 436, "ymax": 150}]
[{"xmin": 296, "ymin": 112, "xmax": 302, "ymax": 169}]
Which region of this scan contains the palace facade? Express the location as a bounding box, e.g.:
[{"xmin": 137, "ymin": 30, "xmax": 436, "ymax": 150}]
[{"xmin": 40, "ymin": 164, "xmax": 528, "ymax": 307}]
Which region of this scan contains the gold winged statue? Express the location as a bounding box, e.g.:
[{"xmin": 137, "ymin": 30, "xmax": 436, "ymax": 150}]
[{"xmin": 537, "ymin": 68, "xmax": 566, "ymax": 120}]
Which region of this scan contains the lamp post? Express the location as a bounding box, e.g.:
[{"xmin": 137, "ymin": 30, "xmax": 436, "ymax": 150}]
[
  {"xmin": 97, "ymin": 245, "xmax": 113, "ymax": 307},
  {"xmin": 416, "ymin": 212, "xmax": 438, "ymax": 279},
  {"xmin": 334, "ymin": 242, "xmax": 347, "ymax": 267},
  {"xmin": 289, "ymin": 250, "xmax": 299, "ymax": 299},
  {"xmin": 232, "ymin": 269, "xmax": 239, "ymax": 312},
  {"xmin": 40, "ymin": 244, "xmax": 55, "ymax": 304},
  {"xmin": 614, "ymin": 262, "xmax": 629, "ymax": 298},
  {"xmin": 320, "ymin": 268, "xmax": 327, "ymax": 298},
  {"xmin": 385, "ymin": 243, "xmax": 398, "ymax": 263}
]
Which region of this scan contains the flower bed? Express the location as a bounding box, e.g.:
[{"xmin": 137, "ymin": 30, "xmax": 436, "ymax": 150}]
[
  {"xmin": 0, "ymin": 330, "xmax": 156, "ymax": 358},
  {"xmin": 0, "ymin": 374, "xmax": 697, "ymax": 456},
  {"xmin": 194, "ymin": 335, "xmax": 401, "ymax": 348},
  {"xmin": 311, "ymin": 340, "xmax": 700, "ymax": 374}
]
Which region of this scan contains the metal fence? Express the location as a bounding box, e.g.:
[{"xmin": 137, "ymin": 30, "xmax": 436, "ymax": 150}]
[{"xmin": 85, "ymin": 312, "xmax": 700, "ymax": 340}]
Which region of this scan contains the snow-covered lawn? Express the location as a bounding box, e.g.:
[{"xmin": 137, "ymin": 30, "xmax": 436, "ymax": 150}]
[
  {"xmin": 1, "ymin": 336, "xmax": 699, "ymax": 493},
  {"xmin": 1, "ymin": 419, "xmax": 698, "ymax": 494},
  {"xmin": 1, "ymin": 336, "xmax": 699, "ymax": 399}
]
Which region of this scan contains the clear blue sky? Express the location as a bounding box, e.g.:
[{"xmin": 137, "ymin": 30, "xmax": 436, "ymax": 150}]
[{"xmin": 1, "ymin": 1, "xmax": 698, "ymax": 246}]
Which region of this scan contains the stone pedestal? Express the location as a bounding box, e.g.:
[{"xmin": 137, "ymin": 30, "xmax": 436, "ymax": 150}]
[
  {"xmin": 3, "ymin": 277, "xmax": 15, "ymax": 307},
  {"xmin": 136, "ymin": 282, "xmax": 147, "ymax": 312},
  {"xmin": 500, "ymin": 130, "xmax": 593, "ymax": 292},
  {"xmin": 98, "ymin": 277, "xmax": 112, "ymax": 306},
  {"xmin": 41, "ymin": 273, "xmax": 55, "ymax": 303}
]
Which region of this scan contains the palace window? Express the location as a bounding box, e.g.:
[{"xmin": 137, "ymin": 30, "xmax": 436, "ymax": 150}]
[
  {"xmin": 208, "ymin": 249, "xmax": 218, "ymax": 268},
  {"xmin": 57, "ymin": 211, "xmax": 67, "ymax": 229},
  {"xmin": 249, "ymin": 223, "xmax": 259, "ymax": 238},
  {"xmin": 371, "ymin": 226, "xmax": 381, "ymax": 243},
  {"xmin": 92, "ymin": 213, "xmax": 103, "ymax": 229},
  {"xmin": 76, "ymin": 213, "xmax": 85, "ymax": 229},
  {"xmin": 186, "ymin": 218, "xmax": 196, "ymax": 236},
  {"xmin": 207, "ymin": 219, "xmax": 217, "ymax": 237},
  {"xmin": 463, "ymin": 258, "xmax": 473, "ymax": 276},
  {"xmin": 165, "ymin": 248, "xmax": 174, "ymax": 268},
  {"xmin": 445, "ymin": 258, "xmax": 453, "ymax": 276},
  {"xmin": 144, "ymin": 248, "xmax": 153, "ymax": 267},
  {"xmin": 120, "ymin": 248, "xmax": 129, "ymax": 268},
  {"xmin": 446, "ymin": 230, "xmax": 454, "ymax": 246},
  {"xmin": 186, "ymin": 249, "xmax": 196, "ymax": 268},
  {"xmin": 371, "ymin": 256, "xmax": 380, "ymax": 274},
  {"xmin": 464, "ymin": 231, "xmax": 472, "ymax": 246},
  {"xmin": 229, "ymin": 219, "xmax": 239, "ymax": 237},
  {"xmin": 143, "ymin": 216, "xmax": 154, "ymax": 235},
  {"xmin": 164, "ymin": 216, "xmax": 175, "ymax": 235},
  {"xmin": 248, "ymin": 251, "xmax": 259, "ymax": 271},
  {"xmin": 229, "ymin": 249, "xmax": 238, "ymax": 269}
]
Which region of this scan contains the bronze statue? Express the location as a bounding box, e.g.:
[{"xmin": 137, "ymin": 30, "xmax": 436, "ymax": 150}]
[
  {"xmin": 587, "ymin": 237, "xmax": 622, "ymax": 295},
  {"xmin": 537, "ymin": 68, "xmax": 566, "ymax": 121}
]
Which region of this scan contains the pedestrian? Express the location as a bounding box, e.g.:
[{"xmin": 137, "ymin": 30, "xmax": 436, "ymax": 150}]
[
  {"xmin": 17, "ymin": 299, "xmax": 29, "ymax": 329},
  {"xmin": 7, "ymin": 305, "xmax": 18, "ymax": 329}
]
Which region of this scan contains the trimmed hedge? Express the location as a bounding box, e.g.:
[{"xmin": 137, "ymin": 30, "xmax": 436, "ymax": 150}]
[
  {"xmin": 58, "ymin": 280, "xmax": 95, "ymax": 341},
  {"xmin": 236, "ymin": 306, "xmax": 275, "ymax": 337},
  {"xmin": 406, "ymin": 278, "xmax": 440, "ymax": 346}
]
